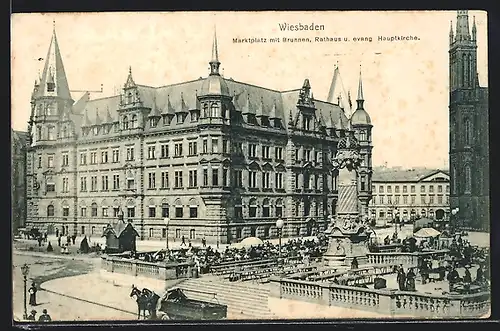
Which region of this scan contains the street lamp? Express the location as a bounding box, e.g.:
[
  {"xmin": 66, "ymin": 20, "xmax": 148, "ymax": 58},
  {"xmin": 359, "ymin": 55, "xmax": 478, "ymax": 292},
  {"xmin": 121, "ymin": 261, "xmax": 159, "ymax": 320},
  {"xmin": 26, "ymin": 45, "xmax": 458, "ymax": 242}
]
[
  {"xmin": 451, "ymin": 207, "xmax": 459, "ymax": 231},
  {"xmin": 276, "ymin": 218, "xmax": 284, "ymax": 265},
  {"xmin": 394, "ymin": 208, "xmax": 399, "ymax": 235},
  {"xmin": 20, "ymin": 263, "xmax": 30, "ymax": 320},
  {"xmin": 163, "ymin": 217, "xmax": 170, "ymax": 251}
]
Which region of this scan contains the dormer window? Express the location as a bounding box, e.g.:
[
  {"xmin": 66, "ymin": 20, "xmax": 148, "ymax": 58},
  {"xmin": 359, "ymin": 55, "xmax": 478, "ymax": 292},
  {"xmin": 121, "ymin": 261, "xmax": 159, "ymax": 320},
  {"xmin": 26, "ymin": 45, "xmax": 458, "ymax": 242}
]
[
  {"xmin": 191, "ymin": 111, "xmax": 199, "ymax": 122},
  {"xmin": 93, "ymin": 126, "xmax": 99, "ymax": 135},
  {"xmin": 176, "ymin": 113, "xmax": 184, "ymax": 124},
  {"xmin": 150, "ymin": 118, "xmax": 157, "ymax": 128},
  {"xmin": 203, "ymin": 104, "xmax": 209, "ymax": 118},
  {"xmin": 303, "ymin": 116, "xmax": 312, "ymax": 131},
  {"xmin": 47, "ymin": 82, "xmax": 55, "ymax": 92}
]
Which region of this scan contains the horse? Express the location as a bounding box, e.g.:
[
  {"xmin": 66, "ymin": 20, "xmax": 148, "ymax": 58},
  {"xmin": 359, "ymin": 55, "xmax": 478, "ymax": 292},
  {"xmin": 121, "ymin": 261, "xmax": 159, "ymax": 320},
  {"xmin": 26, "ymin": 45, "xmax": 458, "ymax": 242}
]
[{"xmin": 130, "ymin": 285, "xmax": 160, "ymax": 320}]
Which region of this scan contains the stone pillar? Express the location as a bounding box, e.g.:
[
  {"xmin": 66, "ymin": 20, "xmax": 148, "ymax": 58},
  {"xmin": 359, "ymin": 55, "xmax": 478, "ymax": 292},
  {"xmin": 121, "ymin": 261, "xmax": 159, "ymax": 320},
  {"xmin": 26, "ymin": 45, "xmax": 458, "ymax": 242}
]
[{"xmin": 268, "ymin": 276, "xmax": 282, "ymax": 298}]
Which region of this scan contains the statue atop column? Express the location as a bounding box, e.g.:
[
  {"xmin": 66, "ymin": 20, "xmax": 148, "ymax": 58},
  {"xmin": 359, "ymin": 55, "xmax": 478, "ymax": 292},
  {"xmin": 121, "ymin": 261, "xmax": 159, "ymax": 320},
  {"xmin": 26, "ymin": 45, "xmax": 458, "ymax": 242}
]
[{"xmin": 323, "ymin": 132, "xmax": 372, "ymax": 266}]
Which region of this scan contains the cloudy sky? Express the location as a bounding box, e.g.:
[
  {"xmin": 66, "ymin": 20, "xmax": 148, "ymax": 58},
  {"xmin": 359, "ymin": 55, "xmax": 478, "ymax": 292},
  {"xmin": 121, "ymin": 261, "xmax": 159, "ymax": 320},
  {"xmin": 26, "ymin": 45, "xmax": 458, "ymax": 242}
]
[{"xmin": 11, "ymin": 11, "xmax": 488, "ymax": 169}]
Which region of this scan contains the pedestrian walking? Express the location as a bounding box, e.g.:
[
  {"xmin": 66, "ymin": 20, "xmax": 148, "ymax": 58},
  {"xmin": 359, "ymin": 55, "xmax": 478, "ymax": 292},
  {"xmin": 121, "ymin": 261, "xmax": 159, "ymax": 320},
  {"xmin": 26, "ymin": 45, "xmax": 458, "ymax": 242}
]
[
  {"xmin": 27, "ymin": 310, "xmax": 37, "ymax": 321},
  {"xmin": 397, "ymin": 266, "xmax": 406, "ymax": 291},
  {"xmin": 47, "ymin": 242, "xmax": 53, "ymax": 252},
  {"xmin": 57, "ymin": 236, "xmax": 61, "ymax": 247},
  {"xmin": 202, "ymin": 236, "xmax": 207, "ymax": 248},
  {"xmin": 29, "ymin": 282, "xmax": 37, "ymax": 306},
  {"xmin": 38, "ymin": 309, "xmax": 52, "ymax": 322},
  {"xmin": 44, "ymin": 232, "xmax": 48, "ymax": 243},
  {"xmin": 55, "ymin": 228, "xmax": 59, "ymax": 238},
  {"xmin": 181, "ymin": 235, "xmax": 186, "ymax": 246},
  {"xmin": 71, "ymin": 234, "xmax": 76, "ymax": 245},
  {"xmin": 66, "ymin": 235, "xmax": 71, "ymax": 245}
]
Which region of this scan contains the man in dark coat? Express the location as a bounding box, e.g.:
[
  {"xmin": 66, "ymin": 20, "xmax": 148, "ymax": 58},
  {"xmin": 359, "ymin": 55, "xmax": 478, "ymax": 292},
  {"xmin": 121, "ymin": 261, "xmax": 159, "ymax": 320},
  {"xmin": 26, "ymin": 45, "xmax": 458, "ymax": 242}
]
[
  {"xmin": 181, "ymin": 235, "xmax": 186, "ymax": 246},
  {"xmin": 80, "ymin": 236, "xmax": 90, "ymax": 254},
  {"xmin": 57, "ymin": 236, "xmax": 61, "ymax": 247},
  {"xmin": 38, "ymin": 309, "xmax": 52, "ymax": 322},
  {"xmin": 55, "ymin": 228, "xmax": 59, "ymax": 238},
  {"xmin": 29, "ymin": 282, "xmax": 37, "ymax": 306},
  {"xmin": 397, "ymin": 266, "xmax": 406, "ymax": 291},
  {"xmin": 351, "ymin": 257, "xmax": 359, "ymax": 270},
  {"xmin": 406, "ymin": 268, "xmax": 416, "ymax": 291},
  {"xmin": 463, "ymin": 267, "xmax": 472, "ymax": 283},
  {"xmin": 447, "ymin": 267, "xmax": 460, "ymax": 292},
  {"xmin": 47, "ymin": 242, "xmax": 53, "ymax": 252}
]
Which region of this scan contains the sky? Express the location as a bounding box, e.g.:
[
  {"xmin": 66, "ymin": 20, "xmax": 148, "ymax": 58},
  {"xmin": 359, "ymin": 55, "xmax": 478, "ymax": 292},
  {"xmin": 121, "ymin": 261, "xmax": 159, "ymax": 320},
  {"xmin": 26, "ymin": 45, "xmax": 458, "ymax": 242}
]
[{"xmin": 11, "ymin": 11, "xmax": 488, "ymax": 169}]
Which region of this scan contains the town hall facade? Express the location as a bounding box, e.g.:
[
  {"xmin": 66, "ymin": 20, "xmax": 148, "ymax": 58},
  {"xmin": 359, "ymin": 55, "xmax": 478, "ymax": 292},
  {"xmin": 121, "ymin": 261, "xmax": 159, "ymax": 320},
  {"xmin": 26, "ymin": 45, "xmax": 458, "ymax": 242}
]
[{"xmin": 26, "ymin": 25, "xmax": 373, "ymax": 244}]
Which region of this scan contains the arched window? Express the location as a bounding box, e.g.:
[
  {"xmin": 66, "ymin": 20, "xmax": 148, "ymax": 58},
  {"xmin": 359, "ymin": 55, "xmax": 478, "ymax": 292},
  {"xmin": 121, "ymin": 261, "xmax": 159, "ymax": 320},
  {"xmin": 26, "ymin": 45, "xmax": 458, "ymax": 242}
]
[
  {"xmin": 462, "ymin": 54, "xmax": 466, "ymax": 87},
  {"xmin": 127, "ymin": 92, "xmax": 133, "ymax": 104},
  {"xmin": 123, "ymin": 116, "xmax": 129, "ymax": 130},
  {"xmin": 91, "ymin": 202, "xmax": 98, "ymax": 217},
  {"xmin": 275, "ymin": 198, "xmax": 284, "ymax": 217},
  {"xmin": 131, "ymin": 115, "xmax": 138, "ymax": 128},
  {"xmin": 37, "ymin": 126, "xmax": 42, "ymax": 141},
  {"xmin": 47, "ymin": 205, "xmax": 55, "ymax": 217},
  {"xmin": 249, "ymin": 198, "xmax": 258, "ymax": 218},
  {"xmin": 210, "ymin": 102, "xmax": 218, "ymax": 117},
  {"xmin": 464, "ymin": 119, "xmax": 472, "ymax": 146},
  {"xmin": 47, "ymin": 126, "xmax": 55, "ymax": 140},
  {"xmin": 465, "ymin": 164, "xmax": 472, "ymax": 193},
  {"xmin": 421, "ymin": 209, "xmax": 426, "ymax": 217},
  {"xmin": 262, "ymin": 198, "xmax": 270, "ymax": 217}
]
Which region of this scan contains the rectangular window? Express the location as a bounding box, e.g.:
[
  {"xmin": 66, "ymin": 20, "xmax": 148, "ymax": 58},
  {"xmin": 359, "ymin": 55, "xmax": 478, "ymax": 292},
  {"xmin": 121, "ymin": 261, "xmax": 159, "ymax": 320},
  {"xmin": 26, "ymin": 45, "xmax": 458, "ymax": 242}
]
[
  {"xmin": 161, "ymin": 171, "xmax": 169, "ymax": 188},
  {"xmin": 438, "ymin": 185, "xmax": 443, "ymax": 193},
  {"xmin": 148, "ymin": 173, "xmax": 156, "ymax": 189},
  {"xmin": 411, "ymin": 196, "xmax": 416, "ymax": 204},
  {"xmin": 249, "ymin": 171, "xmax": 257, "ymax": 188},
  {"xmin": 212, "ymin": 138, "xmax": 218, "ymax": 153},
  {"xmin": 379, "ymin": 186, "xmax": 384, "ymax": 193},
  {"xmin": 80, "ymin": 177, "xmax": 87, "ymax": 192},
  {"xmin": 262, "ymin": 205, "xmax": 270, "ymax": 217},
  {"xmin": 262, "ymin": 146, "xmax": 270, "ymax": 159},
  {"xmin": 127, "ymin": 207, "xmax": 135, "ymax": 219},
  {"xmin": 275, "ymin": 147, "xmax": 283, "ymax": 160},
  {"xmin": 248, "ymin": 143, "xmax": 257, "ymax": 158},
  {"xmin": 212, "ymin": 168, "xmax": 219, "ymax": 186},
  {"xmin": 429, "ymin": 185, "xmax": 434, "ymax": 193},
  {"xmin": 127, "ymin": 177, "xmax": 134, "ymax": 190},
  {"xmin": 112, "ymin": 149, "xmax": 120, "ymax": 163},
  {"xmin": 174, "ymin": 143, "xmax": 183, "ymax": 157},
  {"xmin": 262, "ymin": 172, "xmax": 270, "ymax": 188},
  {"xmin": 235, "ymin": 170, "xmax": 242, "ymax": 187},
  {"xmin": 38, "ymin": 155, "xmax": 42, "ymax": 168},
  {"xmin": 48, "ymin": 155, "xmax": 54, "ymax": 168},
  {"xmin": 174, "ymin": 171, "xmax": 183, "ymax": 188},
  {"xmin": 387, "ymin": 196, "xmax": 392, "ymax": 204},
  {"xmin": 90, "ymin": 152, "xmax": 97, "ymax": 164},
  {"xmin": 438, "ymin": 195, "xmax": 443, "ymax": 204},
  {"xmin": 62, "ymin": 178, "xmax": 69, "ymax": 192},
  {"xmin": 222, "ymin": 168, "xmax": 228, "ymax": 187},
  {"xmin": 403, "ymin": 196, "xmax": 408, "ymax": 204},
  {"xmin": 446, "ymin": 185, "xmax": 449, "ymax": 193},
  {"xmin": 429, "ymin": 195, "xmax": 434, "ymax": 203},
  {"xmin": 395, "ymin": 196, "xmax": 400, "ymax": 204},
  {"xmin": 188, "ymin": 142, "xmax": 197, "ymax": 156},
  {"xmin": 402, "ymin": 186, "xmax": 407, "ymax": 193},
  {"xmin": 380, "ymin": 196, "xmax": 384, "ymax": 204},
  {"xmin": 395, "ymin": 186, "xmax": 400, "ymax": 193},
  {"xmin": 149, "ymin": 207, "xmax": 156, "ymax": 218},
  {"xmin": 102, "ymin": 208, "xmax": 108, "ymax": 217},
  {"xmin": 91, "ymin": 176, "xmax": 98, "ymax": 191},
  {"xmin": 62, "ymin": 153, "xmax": 69, "ymax": 166},
  {"xmin": 102, "ymin": 175, "xmax": 109, "ymax": 191},
  {"xmin": 249, "ymin": 205, "xmax": 257, "ymax": 217},
  {"xmin": 304, "ymin": 149, "xmax": 311, "ymax": 161},
  {"xmin": 203, "ymin": 169, "xmax": 208, "ymax": 186},
  {"xmin": 161, "ymin": 144, "xmax": 169, "ymax": 158},
  {"xmin": 235, "ymin": 206, "xmax": 243, "ymax": 219},
  {"xmin": 81, "ymin": 207, "xmax": 87, "ymax": 217},
  {"xmin": 189, "ymin": 170, "xmax": 197, "ymax": 187},
  {"xmin": 411, "ymin": 185, "xmax": 416, "ymax": 193},
  {"xmin": 421, "ymin": 196, "xmax": 426, "ymax": 204},
  {"xmin": 202, "ymin": 139, "xmax": 208, "ymax": 153},
  {"xmin": 387, "ymin": 186, "xmax": 392, "ymax": 193},
  {"xmin": 175, "ymin": 207, "xmax": 183, "ymax": 218},
  {"xmin": 189, "ymin": 207, "xmax": 198, "ymax": 218},
  {"xmin": 275, "ymin": 172, "xmax": 283, "ymax": 189},
  {"xmin": 222, "ymin": 139, "xmax": 228, "ymax": 154},
  {"xmin": 148, "ymin": 146, "xmax": 156, "ymax": 159},
  {"xmin": 126, "ymin": 147, "xmax": 134, "ymax": 161},
  {"xmin": 113, "ymin": 174, "xmax": 120, "ymax": 190},
  {"xmin": 101, "ymin": 151, "xmax": 108, "ymax": 163},
  {"xmin": 420, "ymin": 185, "xmax": 425, "ymax": 193}
]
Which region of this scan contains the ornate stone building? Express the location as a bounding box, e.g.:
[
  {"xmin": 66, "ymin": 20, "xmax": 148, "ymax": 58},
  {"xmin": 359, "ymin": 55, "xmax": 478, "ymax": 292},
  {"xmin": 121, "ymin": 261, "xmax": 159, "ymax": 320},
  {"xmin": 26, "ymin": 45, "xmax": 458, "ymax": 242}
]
[
  {"xmin": 26, "ymin": 26, "xmax": 373, "ymax": 244},
  {"xmin": 449, "ymin": 10, "xmax": 489, "ymax": 230},
  {"xmin": 11, "ymin": 129, "xmax": 29, "ymax": 233}
]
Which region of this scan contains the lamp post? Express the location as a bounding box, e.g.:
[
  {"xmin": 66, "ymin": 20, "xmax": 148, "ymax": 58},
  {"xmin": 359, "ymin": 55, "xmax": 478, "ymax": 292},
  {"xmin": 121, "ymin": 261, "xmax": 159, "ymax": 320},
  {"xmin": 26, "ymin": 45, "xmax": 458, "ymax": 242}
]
[
  {"xmin": 276, "ymin": 218, "xmax": 284, "ymax": 265},
  {"xmin": 393, "ymin": 207, "xmax": 399, "ymax": 235},
  {"xmin": 451, "ymin": 207, "xmax": 459, "ymax": 232},
  {"xmin": 163, "ymin": 217, "xmax": 170, "ymax": 251},
  {"xmin": 21, "ymin": 263, "xmax": 30, "ymax": 320}
]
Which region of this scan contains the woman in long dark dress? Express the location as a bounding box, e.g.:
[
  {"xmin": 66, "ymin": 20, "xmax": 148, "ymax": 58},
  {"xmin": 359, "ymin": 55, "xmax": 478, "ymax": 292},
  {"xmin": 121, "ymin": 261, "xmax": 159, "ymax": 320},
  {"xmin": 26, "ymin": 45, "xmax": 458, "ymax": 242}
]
[
  {"xmin": 29, "ymin": 282, "xmax": 37, "ymax": 306},
  {"xmin": 397, "ymin": 267, "xmax": 406, "ymax": 291},
  {"xmin": 406, "ymin": 268, "xmax": 416, "ymax": 291}
]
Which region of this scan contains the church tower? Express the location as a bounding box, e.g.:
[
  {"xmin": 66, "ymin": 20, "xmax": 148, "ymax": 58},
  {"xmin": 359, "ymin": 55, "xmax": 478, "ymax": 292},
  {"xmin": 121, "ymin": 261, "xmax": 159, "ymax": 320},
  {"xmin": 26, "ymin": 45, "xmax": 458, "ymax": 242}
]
[
  {"xmin": 449, "ymin": 10, "xmax": 489, "ymax": 230},
  {"xmin": 349, "ymin": 68, "xmax": 373, "ymax": 217}
]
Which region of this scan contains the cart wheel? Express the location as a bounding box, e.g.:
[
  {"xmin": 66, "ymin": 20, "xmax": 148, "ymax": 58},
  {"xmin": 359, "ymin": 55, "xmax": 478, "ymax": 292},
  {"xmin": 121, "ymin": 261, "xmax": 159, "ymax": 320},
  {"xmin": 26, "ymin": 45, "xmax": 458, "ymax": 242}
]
[{"xmin": 161, "ymin": 314, "xmax": 170, "ymax": 320}]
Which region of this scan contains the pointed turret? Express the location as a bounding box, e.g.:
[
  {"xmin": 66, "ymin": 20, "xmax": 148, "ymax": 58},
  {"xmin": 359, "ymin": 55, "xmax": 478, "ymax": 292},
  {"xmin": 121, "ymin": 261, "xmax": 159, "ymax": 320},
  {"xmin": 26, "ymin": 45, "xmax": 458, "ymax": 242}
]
[
  {"xmin": 105, "ymin": 106, "xmax": 114, "ymax": 123},
  {"xmin": 166, "ymin": 95, "xmax": 175, "ymax": 115},
  {"xmin": 455, "ymin": 10, "xmax": 471, "ymax": 43},
  {"xmin": 37, "ymin": 22, "xmax": 73, "ymax": 101},
  {"xmin": 210, "ymin": 26, "xmax": 220, "ymax": 76},
  {"xmin": 149, "ymin": 95, "xmax": 161, "ymax": 117},
  {"xmin": 350, "ymin": 67, "xmax": 371, "ymax": 126},
  {"xmin": 327, "ymin": 66, "xmax": 340, "ymax": 103},
  {"xmin": 472, "ymin": 15, "xmax": 477, "ymax": 42},
  {"xmin": 95, "ymin": 108, "xmax": 102, "ymax": 125},
  {"xmin": 356, "ymin": 67, "xmax": 364, "ymax": 110},
  {"xmin": 124, "ymin": 66, "xmax": 136, "ymax": 88},
  {"xmin": 449, "ymin": 20, "xmax": 454, "ymax": 45}
]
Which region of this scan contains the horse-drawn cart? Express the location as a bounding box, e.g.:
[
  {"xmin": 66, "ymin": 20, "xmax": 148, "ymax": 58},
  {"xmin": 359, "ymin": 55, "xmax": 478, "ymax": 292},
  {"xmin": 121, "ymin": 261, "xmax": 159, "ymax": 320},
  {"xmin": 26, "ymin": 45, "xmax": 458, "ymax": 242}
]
[{"xmin": 158, "ymin": 288, "xmax": 227, "ymax": 320}]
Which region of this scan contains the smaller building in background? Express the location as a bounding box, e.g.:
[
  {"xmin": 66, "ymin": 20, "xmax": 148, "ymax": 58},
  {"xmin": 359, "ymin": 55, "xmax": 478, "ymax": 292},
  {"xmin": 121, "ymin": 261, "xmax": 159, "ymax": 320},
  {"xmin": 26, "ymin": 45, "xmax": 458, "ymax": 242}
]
[
  {"xmin": 369, "ymin": 167, "xmax": 449, "ymax": 226},
  {"xmin": 11, "ymin": 129, "xmax": 29, "ymax": 233}
]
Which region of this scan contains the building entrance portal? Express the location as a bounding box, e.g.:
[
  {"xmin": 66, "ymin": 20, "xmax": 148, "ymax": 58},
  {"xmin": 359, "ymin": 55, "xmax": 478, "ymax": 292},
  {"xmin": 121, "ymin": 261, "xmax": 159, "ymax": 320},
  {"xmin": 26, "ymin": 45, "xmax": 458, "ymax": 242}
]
[{"xmin": 435, "ymin": 209, "xmax": 445, "ymax": 220}]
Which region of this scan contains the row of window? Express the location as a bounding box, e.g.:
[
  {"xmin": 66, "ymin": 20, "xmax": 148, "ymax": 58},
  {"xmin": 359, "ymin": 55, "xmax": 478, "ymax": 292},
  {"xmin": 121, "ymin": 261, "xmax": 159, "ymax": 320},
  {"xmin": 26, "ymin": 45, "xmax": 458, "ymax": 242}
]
[
  {"xmin": 371, "ymin": 195, "xmax": 449, "ymax": 205},
  {"xmin": 373, "ymin": 208, "xmax": 439, "ymax": 219},
  {"xmin": 373, "ymin": 184, "xmax": 449, "ymax": 194}
]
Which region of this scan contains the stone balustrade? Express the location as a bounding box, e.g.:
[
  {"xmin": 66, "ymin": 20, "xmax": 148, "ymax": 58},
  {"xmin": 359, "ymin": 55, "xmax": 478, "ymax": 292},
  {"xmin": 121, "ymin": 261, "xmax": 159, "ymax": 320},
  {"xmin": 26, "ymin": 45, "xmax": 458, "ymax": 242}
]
[
  {"xmin": 367, "ymin": 250, "xmax": 449, "ymax": 269},
  {"xmin": 269, "ymin": 276, "xmax": 490, "ymax": 318},
  {"xmin": 101, "ymin": 255, "xmax": 196, "ymax": 281}
]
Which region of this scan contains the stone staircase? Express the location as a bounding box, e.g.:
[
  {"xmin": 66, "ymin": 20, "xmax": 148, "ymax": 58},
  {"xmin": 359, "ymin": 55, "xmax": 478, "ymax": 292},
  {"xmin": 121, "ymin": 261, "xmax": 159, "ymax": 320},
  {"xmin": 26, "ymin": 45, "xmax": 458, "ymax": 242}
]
[{"xmin": 175, "ymin": 276, "xmax": 275, "ymax": 320}]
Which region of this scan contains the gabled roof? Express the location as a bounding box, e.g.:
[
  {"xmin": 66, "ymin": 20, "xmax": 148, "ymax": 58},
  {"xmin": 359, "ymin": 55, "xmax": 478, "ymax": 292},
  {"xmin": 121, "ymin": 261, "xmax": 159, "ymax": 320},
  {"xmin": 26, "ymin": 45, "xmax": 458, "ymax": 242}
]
[{"xmin": 102, "ymin": 221, "xmax": 139, "ymax": 239}]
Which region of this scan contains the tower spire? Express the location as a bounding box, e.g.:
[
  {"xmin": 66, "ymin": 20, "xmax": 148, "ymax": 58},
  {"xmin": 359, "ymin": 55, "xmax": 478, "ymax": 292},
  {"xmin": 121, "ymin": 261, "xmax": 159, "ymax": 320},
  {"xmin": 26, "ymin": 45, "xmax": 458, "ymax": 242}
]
[
  {"xmin": 356, "ymin": 65, "xmax": 364, "ymax": 110},
  {"xmin": 209, "ymin": 26, "xmax": 221, "ymax": 76},
  {"xmin": 472, "ymin": 15, "xmax": 477, "ymax": 42},
  {"xmin": 449, "ymin": 20, "xmax": 454, "ymax": 45},
  {"xmin": 37, "ymin": 22, "xmax": 72, "ymax": 101},
  {"xmin": 455, "ymin": 10, "xmax": 471, "ymax": 43}
]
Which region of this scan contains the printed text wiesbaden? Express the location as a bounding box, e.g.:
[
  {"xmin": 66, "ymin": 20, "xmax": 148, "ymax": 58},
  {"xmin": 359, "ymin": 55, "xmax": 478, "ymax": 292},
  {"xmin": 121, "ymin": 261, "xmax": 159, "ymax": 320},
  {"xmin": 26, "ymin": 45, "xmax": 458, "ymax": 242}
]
[{"xmin": 278, "ymin": 23, "xmax": 325, "ymax": 31}]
